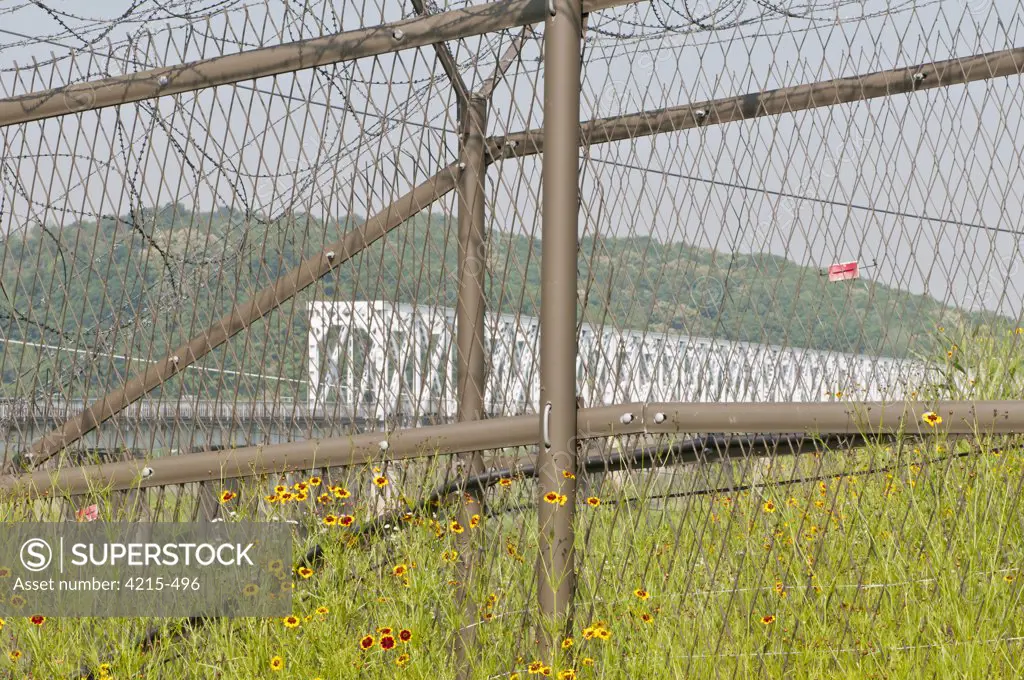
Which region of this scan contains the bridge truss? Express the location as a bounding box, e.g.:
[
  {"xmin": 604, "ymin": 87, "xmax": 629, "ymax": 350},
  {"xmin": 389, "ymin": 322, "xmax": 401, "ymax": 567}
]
[{"xmin": 309, "ymin": 300, "xmax": 929, "ymax": 417}]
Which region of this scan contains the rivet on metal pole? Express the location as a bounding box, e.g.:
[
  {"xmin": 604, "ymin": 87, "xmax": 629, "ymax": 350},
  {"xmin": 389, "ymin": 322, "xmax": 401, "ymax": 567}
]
[{"xmin": 543, "ymin": 402, "xmax": 552, "ymax": 448}]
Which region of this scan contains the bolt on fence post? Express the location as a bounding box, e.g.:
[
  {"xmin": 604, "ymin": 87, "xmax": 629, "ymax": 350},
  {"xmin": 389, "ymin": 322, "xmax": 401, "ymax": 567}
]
[
  {"xmin": 538, "ymin": 0, "xmax": 582, "ymax": 663},
  {"xmin": 453, "ymin": 94, "xmax": 490, "ymax": 679}
]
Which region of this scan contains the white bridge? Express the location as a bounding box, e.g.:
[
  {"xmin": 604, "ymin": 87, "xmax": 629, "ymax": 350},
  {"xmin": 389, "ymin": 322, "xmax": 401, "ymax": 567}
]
[{"xmin": 308, "ymin": 301, "xmax": 931, "ymax": 419}]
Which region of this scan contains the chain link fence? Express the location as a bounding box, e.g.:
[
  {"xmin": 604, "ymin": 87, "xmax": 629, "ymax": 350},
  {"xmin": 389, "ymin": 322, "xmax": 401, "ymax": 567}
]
[{"xmin": 1, "ymin": 0, "xmax": 1024, "ymax": 676}]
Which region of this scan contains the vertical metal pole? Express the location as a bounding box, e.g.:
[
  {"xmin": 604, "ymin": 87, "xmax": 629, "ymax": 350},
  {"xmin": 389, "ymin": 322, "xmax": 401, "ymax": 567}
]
[
  {"xmin": 453, "ymin": 94, "xmax": 489, "ymax": 679},
  {"xmin": 538, "ymin": 0, "xmax": 581, "ymax": 661}
]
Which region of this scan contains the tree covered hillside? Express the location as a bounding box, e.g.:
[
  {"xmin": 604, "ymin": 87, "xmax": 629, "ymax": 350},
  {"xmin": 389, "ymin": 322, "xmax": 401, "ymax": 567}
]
[{"xmin": 0, "ymin": 205, "xmax": 1000, "ymax": 400}]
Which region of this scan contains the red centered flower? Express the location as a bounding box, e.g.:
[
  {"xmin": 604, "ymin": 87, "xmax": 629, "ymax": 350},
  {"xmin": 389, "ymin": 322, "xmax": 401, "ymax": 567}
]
[
  {"xmin": 219, "ymin": 490, "xmax": 236, "ymax": 504},
  {"xmin": 360, "ymin": 635, "xmax": 375, "ymax": 650},
  {"xmin": 29, "ymin": 615, "xmax": 45, "ymax": 626},
  {"xmin": 339, "ymin": 515, "xmax": 355, "ymax": 527},
  {"xmin": 380, "ymin": 634, "xmax": 397, "ymax": 650},
  {"xmin": 399, "ymin": 629, "xmax": 412, "ymax": 643}
]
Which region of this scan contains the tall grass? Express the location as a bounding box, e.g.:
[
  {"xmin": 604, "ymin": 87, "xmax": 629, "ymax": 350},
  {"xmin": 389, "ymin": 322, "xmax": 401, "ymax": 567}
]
[{"xmin": 1, "ymin": 326, "xmax": 1022, "ymax": 678}]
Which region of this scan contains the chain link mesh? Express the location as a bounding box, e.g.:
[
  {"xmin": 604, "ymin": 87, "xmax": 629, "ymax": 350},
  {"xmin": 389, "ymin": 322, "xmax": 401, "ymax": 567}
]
[{"xmin": 0, "ymin": 0, "xmax": 1023, "ymax": 676}]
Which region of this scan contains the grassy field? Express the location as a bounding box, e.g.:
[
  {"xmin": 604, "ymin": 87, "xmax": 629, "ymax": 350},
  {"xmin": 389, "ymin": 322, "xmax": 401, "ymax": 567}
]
[{"xmin": 0, "ymin": 326, "xmax": 1022, "ymax": 678}]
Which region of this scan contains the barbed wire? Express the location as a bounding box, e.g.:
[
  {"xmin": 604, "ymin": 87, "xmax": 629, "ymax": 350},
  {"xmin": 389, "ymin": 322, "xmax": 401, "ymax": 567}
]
[{"xmin": 585, "ymin": 156, "xmax": 1024, "ymax": 239}]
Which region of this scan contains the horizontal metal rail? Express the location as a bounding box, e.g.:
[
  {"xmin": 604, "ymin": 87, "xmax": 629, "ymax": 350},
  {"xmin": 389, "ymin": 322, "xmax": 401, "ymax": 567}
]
[
  {"xmin": 6, "ymin": 400, "xmax": 1021, "ymax": 498},
  {"xmin": 0, "ymin": 0, "xmax": 632, "ymax": 127},
  {"xmin": 3, "ymin": 7, "xmax": 1014, "ymax": 141},
  {"xmin": 345, "ymin": 432, "xmax": 885, "ymax": 543},
  {"xmin": 487, "ymin": 441, "xmax": 977, "ymax": 519},
  {"xmin": 489, "ymin": 46, "xmax": 1024, "ymax": 159}
]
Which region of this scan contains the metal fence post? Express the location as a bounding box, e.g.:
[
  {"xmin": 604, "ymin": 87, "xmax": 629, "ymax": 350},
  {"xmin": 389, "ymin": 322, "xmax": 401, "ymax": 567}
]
[
  {"xmin": 454, "ymin": 93, "xmax": 489, "ymax": 678},
  {"xmin": 538, "ymin": 0, "xmax": 582, "ymax": 661}
]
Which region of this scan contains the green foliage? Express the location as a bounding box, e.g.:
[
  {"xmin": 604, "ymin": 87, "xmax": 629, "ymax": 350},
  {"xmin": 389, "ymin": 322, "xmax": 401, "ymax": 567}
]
[
  {"xmin": 0, "ymin": 436, "xmax": 1021, "ymax": 677},
  {"xmin": 917, "ymin": 323, "xmax": 1024, "ymax": 400},
  {"xmin": 0, "ymin": 206, "xmax": 1003, "ymax": 400}
]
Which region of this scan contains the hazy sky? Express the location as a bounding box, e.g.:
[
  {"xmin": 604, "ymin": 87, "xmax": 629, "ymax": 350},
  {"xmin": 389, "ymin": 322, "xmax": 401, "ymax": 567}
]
[{"xmin": 1, "ymin": 0, "xmax": 1023, "ymax": 323}]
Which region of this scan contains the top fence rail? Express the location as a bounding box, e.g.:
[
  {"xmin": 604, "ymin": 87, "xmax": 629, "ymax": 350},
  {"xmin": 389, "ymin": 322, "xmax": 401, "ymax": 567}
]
[{"xmin": 0, "ymin": 0, "xmax": 635, "ymax": 127}]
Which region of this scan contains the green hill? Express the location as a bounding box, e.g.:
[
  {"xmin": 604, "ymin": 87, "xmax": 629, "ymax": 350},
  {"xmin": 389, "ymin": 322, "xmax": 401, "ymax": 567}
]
[{"xmin": 0, "ymin": 205, "xmax": 1002, "ymax": 400}]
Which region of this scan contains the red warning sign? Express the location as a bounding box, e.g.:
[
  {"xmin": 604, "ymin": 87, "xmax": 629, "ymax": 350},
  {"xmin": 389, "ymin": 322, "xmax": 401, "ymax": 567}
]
[{"xmin": 827, "ymin": 261, "xmax": 859, "ymax": 282}]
